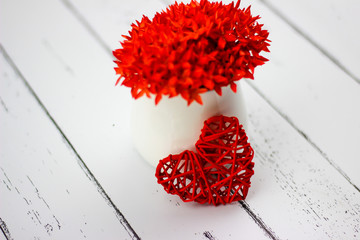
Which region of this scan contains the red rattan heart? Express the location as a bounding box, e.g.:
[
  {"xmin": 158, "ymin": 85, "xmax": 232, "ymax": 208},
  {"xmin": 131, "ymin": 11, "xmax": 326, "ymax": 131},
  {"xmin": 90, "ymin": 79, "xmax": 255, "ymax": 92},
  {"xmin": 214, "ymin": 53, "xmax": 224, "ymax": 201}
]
[
  {"xmin": 155, "ymin": 150, "xmax": 210, "ymax": 204},
  {"xmin": 156, "ymin": 115, "xmax": 254, "ymax": 206},
  {"xmin": 196, "ymin": 115, "xmax": 255, "ymax": 205}
]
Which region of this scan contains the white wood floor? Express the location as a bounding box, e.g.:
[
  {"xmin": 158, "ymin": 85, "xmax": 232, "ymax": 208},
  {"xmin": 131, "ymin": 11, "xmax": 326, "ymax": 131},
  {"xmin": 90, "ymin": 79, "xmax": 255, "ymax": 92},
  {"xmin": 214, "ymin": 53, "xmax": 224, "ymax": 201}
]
[{"xmin": 1, "ymin": 0, "xmax": 359, "ymax": 239}]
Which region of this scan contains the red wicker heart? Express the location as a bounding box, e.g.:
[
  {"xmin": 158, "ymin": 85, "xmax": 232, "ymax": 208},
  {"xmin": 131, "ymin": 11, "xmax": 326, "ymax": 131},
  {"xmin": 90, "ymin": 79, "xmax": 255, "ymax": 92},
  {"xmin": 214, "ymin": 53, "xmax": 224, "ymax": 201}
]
[
  {"xmin": 155, "ymin": 150, "xmax": 210, "ymax": 204},
  {"xmin": 156, "ymin": 115, "xmax": 254, "ymax": 206}
]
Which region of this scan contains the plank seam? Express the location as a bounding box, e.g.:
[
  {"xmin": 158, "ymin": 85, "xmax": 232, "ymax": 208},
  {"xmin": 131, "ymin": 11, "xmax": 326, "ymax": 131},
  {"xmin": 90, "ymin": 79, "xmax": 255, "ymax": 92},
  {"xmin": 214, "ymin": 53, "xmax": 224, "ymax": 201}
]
[
  {"xmin": 60, "ymin": 0, "xmax": 113, "ymax": 57},
  {"xmin": 245, "ymin": 79, "xmax": 360, "ymax": 193},
  {"xmin": 0, "ymin": 44, "xmax": 141, "ymax": 240},
  {"xmin": 259, "ymin": 0, "xmax": 360, "ymax": 84},
  {"xmin": 0, "ymin": 218, "xmax": 12, "ymax": 240},
  {"xmin": 0, "ymin": 97, "xmax": 9, "ymax": 113},
  {"xmin": 239, "ymin": 201, "xmax": 279, "ymax": 240}
]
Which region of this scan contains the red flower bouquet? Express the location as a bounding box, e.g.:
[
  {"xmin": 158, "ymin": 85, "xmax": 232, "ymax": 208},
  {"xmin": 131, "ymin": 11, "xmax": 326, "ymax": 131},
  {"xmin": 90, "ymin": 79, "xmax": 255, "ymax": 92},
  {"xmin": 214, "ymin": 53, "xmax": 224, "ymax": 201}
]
[{"xmin": 113, "ymin": 0, "xmax": 270, "ymax": 105}]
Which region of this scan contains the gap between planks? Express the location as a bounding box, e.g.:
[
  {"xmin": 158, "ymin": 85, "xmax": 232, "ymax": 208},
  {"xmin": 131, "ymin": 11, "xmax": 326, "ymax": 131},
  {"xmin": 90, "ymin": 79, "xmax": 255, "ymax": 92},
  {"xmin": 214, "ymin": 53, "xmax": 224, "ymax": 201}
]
[
  {"xmin": 0, "ymin": 217, "xmax": 13, "ymax": 240},
  {"xmin": 239, "ymin": 201, "xmax": 279, "ymax": 240},
  {"xmin": 0, "ymin": 44, "xmax": 141, "ymax": 240}
]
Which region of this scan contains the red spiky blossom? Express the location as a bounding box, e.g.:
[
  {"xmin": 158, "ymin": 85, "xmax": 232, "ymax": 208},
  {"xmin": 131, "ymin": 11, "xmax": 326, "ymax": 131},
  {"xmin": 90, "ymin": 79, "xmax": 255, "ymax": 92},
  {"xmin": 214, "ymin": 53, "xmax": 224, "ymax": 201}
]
[{"xmin": 113, "ymin": 0, "xmax": 270, "ymax": 105}]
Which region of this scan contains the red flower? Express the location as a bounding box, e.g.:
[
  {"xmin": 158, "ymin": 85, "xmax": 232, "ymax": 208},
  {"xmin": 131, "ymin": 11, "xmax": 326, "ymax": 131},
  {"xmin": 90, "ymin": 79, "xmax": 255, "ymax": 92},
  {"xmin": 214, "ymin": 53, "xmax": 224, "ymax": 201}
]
[{"xmin": 113, "ymin": 0, "xmax": 270, "ymax": 105}]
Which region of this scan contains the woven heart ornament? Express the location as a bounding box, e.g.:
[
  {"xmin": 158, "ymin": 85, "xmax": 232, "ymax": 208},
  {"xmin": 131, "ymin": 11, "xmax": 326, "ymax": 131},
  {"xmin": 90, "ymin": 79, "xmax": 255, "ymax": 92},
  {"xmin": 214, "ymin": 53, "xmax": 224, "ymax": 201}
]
[{"xmin": 156, "ymin": 115, "xmax": 254, "ymax": 206}]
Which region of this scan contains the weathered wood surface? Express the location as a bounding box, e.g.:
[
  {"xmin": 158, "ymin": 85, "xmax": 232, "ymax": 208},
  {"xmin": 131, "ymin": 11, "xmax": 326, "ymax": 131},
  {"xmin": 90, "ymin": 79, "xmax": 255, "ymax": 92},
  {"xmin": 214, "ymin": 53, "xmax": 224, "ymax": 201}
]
[
  {"xmin": 1, "ymin": 0, "xmax": 359, "ymax": 239},
  {"xmin": 0, "ymin": 51, "xmax": 135, "ymax": 239}
]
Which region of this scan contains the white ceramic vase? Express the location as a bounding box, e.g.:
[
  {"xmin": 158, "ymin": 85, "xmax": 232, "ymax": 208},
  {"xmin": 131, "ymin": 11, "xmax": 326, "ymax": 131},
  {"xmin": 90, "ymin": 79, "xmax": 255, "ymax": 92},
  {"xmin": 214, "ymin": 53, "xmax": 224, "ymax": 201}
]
[{"xmin": 131, "ymin": 83, "xmax": 247, "ymax": 167}]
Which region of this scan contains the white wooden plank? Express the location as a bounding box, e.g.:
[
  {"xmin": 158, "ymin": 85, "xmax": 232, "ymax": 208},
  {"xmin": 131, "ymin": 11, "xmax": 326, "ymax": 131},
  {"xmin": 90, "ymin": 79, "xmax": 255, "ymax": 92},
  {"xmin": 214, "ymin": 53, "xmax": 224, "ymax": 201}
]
[
  {"xmin": 2, "ymin": 0, "xmax": 359, "ymax": 239},
  {"xmin": 0, "ymin": 0, "xmax": 270, "ymax": 239},
  {"xmin": 246, "ymin": 1, "xmax": 360, "ymax": 188},
  {"xmin": 0, "ymin": 52, "xmax": 133, "ymax": 239},
  {"xmin": 261, "ymin": 0, "xmax": 360, "ymax": 82}
]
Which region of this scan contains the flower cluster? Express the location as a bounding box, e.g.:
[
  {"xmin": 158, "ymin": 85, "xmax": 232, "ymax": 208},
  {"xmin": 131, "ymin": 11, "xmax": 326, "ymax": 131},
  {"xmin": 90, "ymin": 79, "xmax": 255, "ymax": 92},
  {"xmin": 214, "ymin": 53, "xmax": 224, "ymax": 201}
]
[{"xmin": 113, "ymin": 0, "xmax": 270, "ymax": 105}]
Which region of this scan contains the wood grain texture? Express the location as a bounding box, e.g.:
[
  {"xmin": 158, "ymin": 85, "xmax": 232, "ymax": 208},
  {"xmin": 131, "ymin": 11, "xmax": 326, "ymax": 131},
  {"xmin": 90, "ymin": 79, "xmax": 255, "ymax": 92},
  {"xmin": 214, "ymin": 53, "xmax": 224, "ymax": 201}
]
[{"xmin": 0, "ymin": 51, "xmax": 135, "ymax": 239}]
